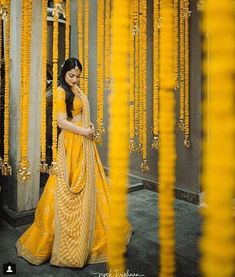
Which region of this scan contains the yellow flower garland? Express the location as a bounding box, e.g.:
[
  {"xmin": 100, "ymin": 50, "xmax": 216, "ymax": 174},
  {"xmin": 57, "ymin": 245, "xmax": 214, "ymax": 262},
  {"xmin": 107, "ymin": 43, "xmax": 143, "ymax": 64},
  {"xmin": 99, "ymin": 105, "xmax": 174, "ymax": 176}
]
[
  {"xmin": 65, "ymin": 0, "xmax": 70, "ymax": 60},
  {"xmin": 18, "ymin": 0, "xmax": 32, "ymax": 183},
  {"xmin": 197, "ymin": 0, "xmax": 205, "ymax": 11},
  {"xmin": 152, "ymin": 0, "xmax": 160, "ymax": 151},
  {"xmin": 107, "ymin": 0, "xmax": 130, "ymax": 273},
  {"xmin": 1, "ymin": 0, "xmax": 12, "ymax": 176},
  {"xmin": 50, "ymin": 0, "xmax": 63, "ymax": 175},
  {"xmin": 96, "ymin": 0, "xmax": 105, "ymax": 144},
  {"xmin": 138, "ymin": 0, "xmax": 143, "ymax": 154},
  {"xmin": 173, "ymin": 0, "xmax": 179, "ymax": 88},
  {"xmin": 83, "ymin": 0, "xmax": 89, "ymax": 95},
  {"xmin": 140, "ymin": 0, "xmax": 150, "ymax": 173},
  {"xmin": 133, "ymin": 0, "xmax": 140, "ymax": 152},
  {"xmin": 184, "ymin": 0, "xmax": 191, "ymax": 148},
  {"xmin": 105, "ymin": 0, "xmax": 111, "ymax": 90},
  {"xmin": 178, "ymin": 0, "xmax": 191, "ymax": 148},
  {"xmin": 178, "ymin": 0, "xmax": 185, "ymax": 131},
  {"xmin": 200, "ymin": 1, "xmax": 235, "ymax": 276},
  {"xmin": 129, "ymin": 0, "xmax": 135, "ymax": 153},
  {"xmin": 77, "ymin": 0, "xmax": 84, "ymax": 90},
  {"xmin": 40, "ymin": 0, "xmax": 49, "ymax": 174},
  {"xmin": 19, "ymin": 0, "xmax": 26, "ymax": 166},
  {"xmin": 159, "ymin": 1, "xmax": 176, "ymax": 276}
]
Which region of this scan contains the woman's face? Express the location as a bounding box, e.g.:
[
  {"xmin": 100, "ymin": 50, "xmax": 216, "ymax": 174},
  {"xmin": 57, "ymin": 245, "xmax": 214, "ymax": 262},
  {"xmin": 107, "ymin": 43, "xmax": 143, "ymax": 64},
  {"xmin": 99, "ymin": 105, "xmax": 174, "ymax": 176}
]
[{"xmin": 65, "ymin": 68, "xmax": 82, "ymax": 87}]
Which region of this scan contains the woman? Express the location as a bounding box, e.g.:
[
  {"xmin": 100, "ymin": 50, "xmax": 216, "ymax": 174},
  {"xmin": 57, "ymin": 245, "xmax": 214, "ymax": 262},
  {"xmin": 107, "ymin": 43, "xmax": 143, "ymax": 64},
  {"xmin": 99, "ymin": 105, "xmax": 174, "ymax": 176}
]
[{"xmin": 16, "ymin": 57, "xmax": 133, "ymax": 267}]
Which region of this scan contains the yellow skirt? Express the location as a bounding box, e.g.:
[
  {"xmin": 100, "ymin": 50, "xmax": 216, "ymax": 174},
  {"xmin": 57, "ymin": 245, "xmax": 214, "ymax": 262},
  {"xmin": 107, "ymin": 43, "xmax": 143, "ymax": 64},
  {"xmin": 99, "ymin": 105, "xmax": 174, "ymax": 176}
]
[{"xmin": 16, "ymin": 126, "xmax": 133, "ymax": 267}]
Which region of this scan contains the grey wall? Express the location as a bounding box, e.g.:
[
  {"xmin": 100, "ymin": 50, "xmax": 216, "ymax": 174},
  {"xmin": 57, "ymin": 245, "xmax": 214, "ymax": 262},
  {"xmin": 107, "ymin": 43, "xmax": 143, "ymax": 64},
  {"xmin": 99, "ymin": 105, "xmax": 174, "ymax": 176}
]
[
  {"xmin": 175, "ymin": 1, "xmax": 201, "ymax": 194},
  {"xmin": 70, "ymin": 0, "xmax": 201, "ymax": 195}
]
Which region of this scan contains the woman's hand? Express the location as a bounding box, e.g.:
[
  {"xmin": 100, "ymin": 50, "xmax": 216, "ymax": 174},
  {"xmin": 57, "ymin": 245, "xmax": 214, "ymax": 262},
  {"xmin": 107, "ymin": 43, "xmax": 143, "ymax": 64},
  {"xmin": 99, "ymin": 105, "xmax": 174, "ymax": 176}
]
[
  {"xmin": 89, "ymin": 122, "xmax": 95, "ymax": 130},
  {"xmin": 84, "ymin": 127, "xmax": 96, "ymax": 140}
]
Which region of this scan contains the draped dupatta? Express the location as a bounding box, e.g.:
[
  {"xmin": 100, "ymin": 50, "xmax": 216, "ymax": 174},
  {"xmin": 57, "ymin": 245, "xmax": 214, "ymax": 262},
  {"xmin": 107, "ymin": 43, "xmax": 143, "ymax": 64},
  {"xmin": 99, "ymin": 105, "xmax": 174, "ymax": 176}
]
[{"xmin": 51, "ymin": 91, "xmax": 97, "ymax": 267}]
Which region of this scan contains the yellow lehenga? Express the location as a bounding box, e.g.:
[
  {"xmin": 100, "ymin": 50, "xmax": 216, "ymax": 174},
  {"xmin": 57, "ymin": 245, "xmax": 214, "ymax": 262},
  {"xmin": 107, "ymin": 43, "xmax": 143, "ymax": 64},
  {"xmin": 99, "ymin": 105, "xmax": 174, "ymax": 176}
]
[{"xmin": 16, "ymin": 86, "xmax": 133, "ymax": 267}]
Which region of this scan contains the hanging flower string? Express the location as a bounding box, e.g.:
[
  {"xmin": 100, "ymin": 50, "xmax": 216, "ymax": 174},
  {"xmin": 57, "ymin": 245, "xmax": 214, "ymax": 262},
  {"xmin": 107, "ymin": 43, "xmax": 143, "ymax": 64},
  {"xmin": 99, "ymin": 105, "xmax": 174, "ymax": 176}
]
[
  {"xmin": 83, "ymin": 0, "xmax": 89, "ymax": 95},
  {"xmin": 200, "ymin": 1, "xmax": 235, "ymax": 276},
  {"xmin": 178, "ymin": 0, "xmax": 185, "ymax": 131},
  {"xmin": 152, "ymin": 0, "xmax": 160, "ymax": 151},
  {"xmin": 1, "ymin": 0, "xmax": 12, "ymax": 176},
  {"xmin": 19, "ymin": 0, "xmax": 26, "ymax": 171},
  {"xmin": 173, "ymin": 0, "xmax": 179, "ymax": 89},
  {"xmin": 49, "ymin": 0, "xmax": 63, "ymax": 175},
  {"xmin": 159, "ymin": 1, "xmax": 176, "ymax": 276},
  {"xmin": 40, "ymin": 0, "xmax": 49, "ymax": 174},
  {"xmin": 18, "ymin": 0, "xmax": 32, "ymax": 183},
  {"xmin": 129, "ymin": 0, "xmax": 135, "ymax": 153},
  {"xmin": 140, "ymin": 0, "xmax": 150, "ymax": 173},
  {"xmin": 104, "ymin": 0, "xmax": 111, "ymax": 90},
  {"xmin": 133, "ymin": 0, "xmax": 140, "ymax": 152},
  {"xmin": 65, "ymin": 0, "xmax": 70, "ymax": 60},
  {"xmin": 183, "ymin": 0, "xmax": 191, "ymax": 148},
  {"xmin": 138, "ymin": 0, "xmax": 143, "ymax": 155},
  {"xmin": 96, "ymin": 0, "xmax": 105, "ymax": 144},
  {"xmin": 77, "ymin": 0, "xmax": 84, "ymax": 90},
  {"xmin": 107, "ymin": 0, "xmax": 130, "ymax": 273},
  {"xmin": 197, "ymin": 0, "xmax": 205, "ymax": 11}
]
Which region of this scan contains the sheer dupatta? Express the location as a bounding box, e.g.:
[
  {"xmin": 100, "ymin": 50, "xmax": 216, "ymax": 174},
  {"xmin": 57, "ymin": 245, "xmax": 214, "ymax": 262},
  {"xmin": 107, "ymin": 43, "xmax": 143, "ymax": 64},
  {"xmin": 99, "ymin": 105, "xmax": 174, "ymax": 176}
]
[{"xmin": 50, "ymin": 90, "xmax": 96, "ymax": 267}]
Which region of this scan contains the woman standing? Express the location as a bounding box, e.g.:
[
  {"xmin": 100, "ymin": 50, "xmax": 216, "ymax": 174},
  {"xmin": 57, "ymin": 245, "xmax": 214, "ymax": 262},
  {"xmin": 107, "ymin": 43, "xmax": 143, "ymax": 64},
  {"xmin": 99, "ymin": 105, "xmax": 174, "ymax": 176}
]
[{"xmin": 16, "ymin": 57, "xmax": 133, "ymax": 267}]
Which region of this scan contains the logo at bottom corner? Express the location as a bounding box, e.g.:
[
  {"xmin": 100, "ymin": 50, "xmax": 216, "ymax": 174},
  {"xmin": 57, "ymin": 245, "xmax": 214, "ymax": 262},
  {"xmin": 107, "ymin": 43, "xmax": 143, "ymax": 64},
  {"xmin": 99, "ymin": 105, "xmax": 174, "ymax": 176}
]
[{"xmin": 3, "ymin": 262, "xmax": 16, "ymax": 275}]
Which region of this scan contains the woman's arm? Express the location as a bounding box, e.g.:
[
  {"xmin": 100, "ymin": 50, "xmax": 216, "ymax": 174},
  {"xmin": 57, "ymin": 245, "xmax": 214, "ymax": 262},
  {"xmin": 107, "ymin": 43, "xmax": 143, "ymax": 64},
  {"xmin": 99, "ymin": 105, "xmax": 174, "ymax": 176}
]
[
  {"xmin": 56, "ymin": 87, "xmax": 87, "ymax": 136},
  {"xmin": 57, "ymin": 117, "xmax": 88, "ymax": 136},
  {"xmin": 56, "ymin": 87, "xmax": 95, "ymax": 138}
]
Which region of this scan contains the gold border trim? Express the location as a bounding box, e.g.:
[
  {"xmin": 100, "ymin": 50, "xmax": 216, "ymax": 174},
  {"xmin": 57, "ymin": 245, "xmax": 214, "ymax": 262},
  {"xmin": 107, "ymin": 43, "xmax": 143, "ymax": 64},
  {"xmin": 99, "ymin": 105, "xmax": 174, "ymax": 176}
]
[{"xmin": 16, "ymin": 241, "xmax": 49, "ymax": 265}]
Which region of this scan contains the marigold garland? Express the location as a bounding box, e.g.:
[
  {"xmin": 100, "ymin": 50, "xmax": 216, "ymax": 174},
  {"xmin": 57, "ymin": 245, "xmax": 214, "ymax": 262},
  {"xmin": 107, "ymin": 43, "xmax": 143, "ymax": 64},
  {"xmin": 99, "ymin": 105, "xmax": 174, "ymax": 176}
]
[
  {"xmin": 197, "ymin": 0, "xmax": 205, "ymax": 11},
  {"xmin": 178, "ymin": 0, "xmax": 185, "ymax": 131},
  {"xmin": 18, "ymin": 0, "xmax": 32, "ymax": 183},
  {"xmin": 184, "ymin": 0, "xmax": 191, "ymax": 148},
  {"xmin": 138, "ymin": 0, "xmax": 143, "ymax": 154},
  {"xmin": 1, "ymin": 0, "xmax": 12, "ymax": 176},
  {"xmin": 173, "ymin": 0, "xmax": 179, "ymax": 88},
  {"xmin": 19, "ymin": 0, "xmax": 26, "ymax": 141},
  {"xmin": 152, "ymin": 0, "xmax": 160, "ymax": 150},
  {"xmin": 200, "ymin": 1, "xmax": 235, "ymax": 277},
  {"xmin": 49, "ymin": 0, "xmax": 63, "ymax": 175},
  {"xmin": 40, "ymin": 0, "xmax": 49, "ymax": 174},
  {"xmin": 140, "ymin": 0, "xmax": 149, "ymax": 173},
  {"xmin": 178, "ymin": 0, "xmax": 191, "ymax": 148},
  {"xmin": 129, "ymin": 0, "xmax": 135, "ymax": 153},
  {"xmin": 133, "ymin": 0, "xmax": 140, "ymax": 152},
  {"xmin": 96, "ymin": 0, "xmax": 105, "ymax": 144},
  {"xmin": 159, "ymin": 1, "xmax": 176, "ymax": 276},
  {"xmin": 77, "ymin": 0, "xmax": 84, "ymax": 90},
  {"xmin": 107, "ymin": 0, "xmax": 130, "ymax": 273},
  {"xmin": 19, "ymin": 0, "xmax": 26, "ymax": 164},
  {"xmin": 65, "ymin": 0, "xmax": 70, "ymax": 60},
  {"xmin": 104, "ymin": 0, "xmax": 111, "ymax": 90},
  {"xmin": 24, "ymin": 0, "xmax": 32, "ymax": 174},
  {"xmin": 83, "ymin": 0, "xmax": 89, "ymax": 95}
]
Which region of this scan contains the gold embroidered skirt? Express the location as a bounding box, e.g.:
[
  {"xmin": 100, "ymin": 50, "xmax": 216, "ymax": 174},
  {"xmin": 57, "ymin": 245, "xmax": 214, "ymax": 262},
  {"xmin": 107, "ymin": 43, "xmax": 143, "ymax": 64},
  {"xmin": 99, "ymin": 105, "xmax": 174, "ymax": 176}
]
[{"xmin": 16, "ymin": 125, "xmax": 133, "ymax": 267}]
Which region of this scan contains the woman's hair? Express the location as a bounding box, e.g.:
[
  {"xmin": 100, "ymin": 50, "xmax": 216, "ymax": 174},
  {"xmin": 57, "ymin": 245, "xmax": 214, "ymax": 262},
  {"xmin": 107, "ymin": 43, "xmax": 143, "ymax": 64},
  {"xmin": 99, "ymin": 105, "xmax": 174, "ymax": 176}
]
[{"xmin": 58, "ymin": 57, "xmax": 82, "ymax": 119}]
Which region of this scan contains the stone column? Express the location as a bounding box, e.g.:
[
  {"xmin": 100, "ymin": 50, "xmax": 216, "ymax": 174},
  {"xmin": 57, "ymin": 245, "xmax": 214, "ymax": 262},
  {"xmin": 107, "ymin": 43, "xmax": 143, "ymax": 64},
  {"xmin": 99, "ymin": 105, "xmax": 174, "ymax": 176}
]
[
  {"xmin": 3, "ymin": 0, "xmax": 42, "ymax": 226},
  {"xmin": 70, "ymin": 0, "xmax": 78, "ymax": 58}
]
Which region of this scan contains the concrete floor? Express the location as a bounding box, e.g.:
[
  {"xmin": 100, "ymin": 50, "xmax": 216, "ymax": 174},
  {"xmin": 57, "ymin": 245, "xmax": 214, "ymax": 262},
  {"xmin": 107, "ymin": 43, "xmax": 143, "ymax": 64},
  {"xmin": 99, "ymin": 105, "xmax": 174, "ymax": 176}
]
[{"xmin": 0, "ymin": 189, "xmax": 202, "ymax": 277}]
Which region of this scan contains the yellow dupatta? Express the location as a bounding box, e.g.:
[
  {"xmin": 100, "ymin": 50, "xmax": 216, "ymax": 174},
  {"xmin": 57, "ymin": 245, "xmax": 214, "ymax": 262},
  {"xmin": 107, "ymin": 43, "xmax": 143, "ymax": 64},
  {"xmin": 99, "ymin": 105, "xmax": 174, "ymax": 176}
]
[{"xmin": 50, "ymin": 90, "xmax": 97, "ymax": 267}]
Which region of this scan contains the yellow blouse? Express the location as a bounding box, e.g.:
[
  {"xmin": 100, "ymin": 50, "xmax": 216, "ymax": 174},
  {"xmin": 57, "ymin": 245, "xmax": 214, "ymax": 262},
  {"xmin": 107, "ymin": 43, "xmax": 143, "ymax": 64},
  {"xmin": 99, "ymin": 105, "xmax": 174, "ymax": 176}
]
[{"xmin": 56, "ymin": 87, "xmax": 83, "ymax": 122}]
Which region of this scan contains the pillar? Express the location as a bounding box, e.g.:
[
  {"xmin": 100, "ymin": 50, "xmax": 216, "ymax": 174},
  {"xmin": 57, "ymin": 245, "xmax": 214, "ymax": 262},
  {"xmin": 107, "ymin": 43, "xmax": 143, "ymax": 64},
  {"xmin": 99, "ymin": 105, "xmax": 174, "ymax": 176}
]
[{"xmin": 3, "ymin": 0, "xmax": 42, "ymax": 226}]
